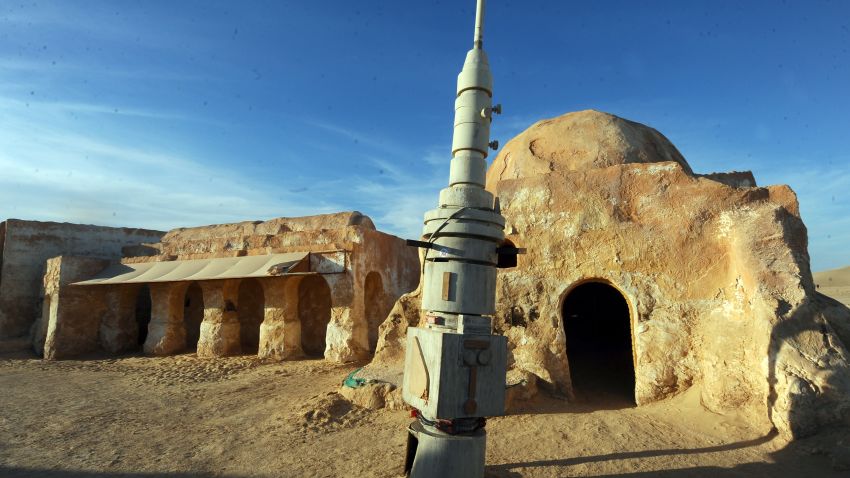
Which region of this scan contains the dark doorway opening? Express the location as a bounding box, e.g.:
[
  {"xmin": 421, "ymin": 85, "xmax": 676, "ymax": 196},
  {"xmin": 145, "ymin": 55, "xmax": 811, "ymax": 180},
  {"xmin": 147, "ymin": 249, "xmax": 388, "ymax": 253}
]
[
  {"xmin": 238, "ymin": 279, "xmax": 265, "ymax": 354},
  {"xmin": 135, "ymin": 285, "xmax": 152, "ymax": 347},
  {"xmin": 183, "ymin": 282, "xmax": 204, "ymax": 351},
  {"xmin": 298, "ymin": 275, "xmax": 332, "ymax": 357},
  {"xmin": 562, "ymin": 281, "xmax": 635, "ymax": 406}
]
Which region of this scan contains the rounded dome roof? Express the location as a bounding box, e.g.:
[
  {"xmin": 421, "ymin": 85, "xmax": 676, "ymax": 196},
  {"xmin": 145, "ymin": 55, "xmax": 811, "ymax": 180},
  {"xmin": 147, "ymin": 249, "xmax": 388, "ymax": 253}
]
[{"xmin": 486, "ymin": 110, "xmax": 692, "ymax": 190}]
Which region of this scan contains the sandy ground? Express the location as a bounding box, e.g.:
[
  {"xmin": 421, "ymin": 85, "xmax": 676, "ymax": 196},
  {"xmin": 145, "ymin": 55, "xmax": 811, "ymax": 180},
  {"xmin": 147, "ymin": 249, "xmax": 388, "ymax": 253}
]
[
  {"xmin": 820, "ymin": 286, "xmax": 850, "ymax": 308},
  {"xmin": 815, "ymin": 265, "xmax": 850, "ymax": 307},
  {"xmin": 814, "ymin": 265, "xmax": 850, "ymax": 287},
  {"xmin": 1, "ymin": 350, "xmax": 848, "ymax": 478}
]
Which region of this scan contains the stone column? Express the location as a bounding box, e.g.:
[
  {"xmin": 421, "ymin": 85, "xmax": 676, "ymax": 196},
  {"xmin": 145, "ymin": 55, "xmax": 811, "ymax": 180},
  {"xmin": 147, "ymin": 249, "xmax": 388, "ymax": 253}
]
[
  {"xmin": 258, "ymin": 277, "xmax": 303, "ymax": 360},
  {"xmin": 324, "ymin": 273, "xmax": 370, "ymax": 362},
  {"xmin": 144, "ymin": 282, "xmax": 187, "ymax": 356},
  {"xmin": 197, "ymin": 280, "xmax": 241, "ymax": 357}
]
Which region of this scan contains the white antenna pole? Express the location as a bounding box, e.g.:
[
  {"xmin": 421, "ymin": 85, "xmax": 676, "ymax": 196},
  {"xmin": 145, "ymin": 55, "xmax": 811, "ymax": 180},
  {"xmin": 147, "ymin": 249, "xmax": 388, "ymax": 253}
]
[
  {"xmin": 473, "ymin": 0, "xmax": 485, "ymax": 49},
  {"xmin": 402, "ymin": 1, "xmax": 512, "ymax": 477}
]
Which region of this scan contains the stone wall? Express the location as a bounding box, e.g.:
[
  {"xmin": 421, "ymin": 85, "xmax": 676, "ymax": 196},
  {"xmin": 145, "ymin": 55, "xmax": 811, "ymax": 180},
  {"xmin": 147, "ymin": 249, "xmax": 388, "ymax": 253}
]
[
  {"xmin": 144, "ymin": 211, "xmax": 375, "ymax": 261},
  {"xmin": 131, "ymin": 212, "xmax": 418, "ymax": 362},
  {"xmin": 325, "ymin": 226, "xmax": 420, "ymax": 362},
  {"xmin": 697, "ymin": 171, "xmax": 757, "ymax": 188},
  {"xmin": 32, "ymin": 256, "xmax": 111, "ymax": 359},
  {"xmin": 47, "ymin": 212, "xmax": 419, "ymax": 363},
  {"xmin": 484, "ymin": 110, "xmax": 850, "ymax": 438},
  {"xmin": 0, "ymin": 220, "xmax": 164, "ymax": 340}
]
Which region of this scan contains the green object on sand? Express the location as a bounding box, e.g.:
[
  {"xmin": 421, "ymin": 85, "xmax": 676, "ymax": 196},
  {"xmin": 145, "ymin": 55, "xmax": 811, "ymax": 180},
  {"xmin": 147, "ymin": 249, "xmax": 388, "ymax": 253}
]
[{"xmin": 343, "ymin": 367, "xmax": 367, "ymax": 388}]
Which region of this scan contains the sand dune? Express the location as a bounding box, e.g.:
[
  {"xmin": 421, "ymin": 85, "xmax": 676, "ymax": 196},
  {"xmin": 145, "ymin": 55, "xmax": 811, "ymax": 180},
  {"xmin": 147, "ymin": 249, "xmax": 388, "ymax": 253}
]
[
  {"xmin": 814, "ymin": 265, "xmax": 850, "ymax": 308},
  {"xmin": 814, "ymin": 265, "xmax": 850, "ymax": 288}
]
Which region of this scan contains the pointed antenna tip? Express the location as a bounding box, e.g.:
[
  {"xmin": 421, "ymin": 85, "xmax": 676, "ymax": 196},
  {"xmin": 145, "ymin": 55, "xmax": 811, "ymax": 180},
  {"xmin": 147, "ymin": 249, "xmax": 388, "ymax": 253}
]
[{"xmin": 473, "ymin": 0, "xmax": 485, "ymax": 49}]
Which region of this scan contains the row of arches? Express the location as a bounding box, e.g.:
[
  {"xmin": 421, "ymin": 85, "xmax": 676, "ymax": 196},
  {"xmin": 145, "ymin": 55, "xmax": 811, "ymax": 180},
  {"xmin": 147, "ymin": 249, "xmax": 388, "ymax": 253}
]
[
  {"xmin": 131, "ymin": 277, "xmax": 334, "ymax": 357},
  {"xmin": 131, "ymin": 271, "xmax": 389, "ymax": 358}
]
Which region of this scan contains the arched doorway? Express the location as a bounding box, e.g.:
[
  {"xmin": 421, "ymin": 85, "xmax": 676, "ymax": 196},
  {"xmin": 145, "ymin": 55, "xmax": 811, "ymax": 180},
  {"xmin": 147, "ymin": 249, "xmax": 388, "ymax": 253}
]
[
  {"xmin": 364, "ymin": 272, "xmax": 385, "ymax": 352},
  {"xmin": 298, "ymin": 275, "xmax": 332, "ymax": 357},
  {"xmin": 562, "ymin": 281, "xmax": 635, "ymax": 405},
  {"xmin": 238, "ymin": 279, "xmax": 265, "ymax": 354},
  {"xmin": 135, "ymin": 285, "xmax": 152, "ymax": 347},
  {"xmin": 183, "ymin": 282, "xmax": 204, "ymax": 351}
]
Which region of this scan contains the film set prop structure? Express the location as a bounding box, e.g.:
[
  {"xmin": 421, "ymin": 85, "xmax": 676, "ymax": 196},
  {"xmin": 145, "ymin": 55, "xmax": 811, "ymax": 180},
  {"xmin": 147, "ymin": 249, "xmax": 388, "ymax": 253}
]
[{"xmin": 402, "ymin": 1, "xmax": 521, "ymax": 476}]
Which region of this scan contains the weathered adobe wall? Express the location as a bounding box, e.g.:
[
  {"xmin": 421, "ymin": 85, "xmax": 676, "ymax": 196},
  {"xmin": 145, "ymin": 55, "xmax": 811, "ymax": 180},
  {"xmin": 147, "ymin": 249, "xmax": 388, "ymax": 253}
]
[
  {"xmin": 132, "ymin": 211, "xmax": 375, "ymax": 262},
  {"xmin": 696, "ymin": 171, "xmax": 757, "ymax": 188},
  {"xmin": 159, "ymin": 211, "xmax": 375, "ymax": 243},
  {"xmin": 32, "ymin": 256, "xmax": 111, "ymax": 359},
  {"xmin": 55, "ymin": 212, "xmax": 419, "ymax": 363},
  {"xmin": 484, "ymin": 110, "xmax": 850, "ymax": 438},
  {"xmin": 492, "ymin": 162, "xmax": 850, "ymax": 436},
  {"xmin": 372, "ymin": 247, "xmax": 426, "ymax": 367},
  {"xmin": 0, "ymin": 220, "xmax": 164, "ymax": 339},
  {"xmin": 342, "ymin": 227, "xmax": 420, "ymax": 357},
  {"xmin": 112, "ymin": 212, "xmax": 366, "ymax": 359},
  {"xmin": 263, "ymin": 224, "xmax": 418, "ymax": 362}
]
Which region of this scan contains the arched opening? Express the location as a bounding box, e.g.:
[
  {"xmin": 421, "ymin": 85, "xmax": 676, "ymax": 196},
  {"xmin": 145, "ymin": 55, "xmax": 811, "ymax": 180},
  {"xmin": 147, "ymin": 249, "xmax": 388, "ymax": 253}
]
[
  {"xmin": 562, "ymin": 281, "xmax": 635, "ymax": 406},
  {"xmin": 298, "ymin": 275, "xmax": 332, "ymax": 358},
  {"xmin": 135, "ymin": 285, "xmax": 152, "ymax": 347},
  {"xmin": 183, "ymin": 282, "xmax": 204, "ymax": 351},
  {"xmin": 364, "ymin": 271, "xmax": 385, "ymax": 353},
  {"xmin": 238, "ymin": 278, "xmax": 265, "ymax": 354}
]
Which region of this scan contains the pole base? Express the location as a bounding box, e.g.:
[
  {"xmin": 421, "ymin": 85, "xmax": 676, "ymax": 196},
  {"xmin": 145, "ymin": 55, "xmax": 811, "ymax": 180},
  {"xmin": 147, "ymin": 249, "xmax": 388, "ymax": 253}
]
[{"xmin": 404, "ymin": 420, "xmax": 486, "ymax": 478}]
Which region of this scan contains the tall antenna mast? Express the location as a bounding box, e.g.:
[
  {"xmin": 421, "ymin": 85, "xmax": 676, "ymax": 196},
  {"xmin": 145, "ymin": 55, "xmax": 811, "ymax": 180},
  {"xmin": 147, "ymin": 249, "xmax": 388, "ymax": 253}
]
[{"xmin": 402, "ymin": 1, "xmax": 518, "ymax": 476}]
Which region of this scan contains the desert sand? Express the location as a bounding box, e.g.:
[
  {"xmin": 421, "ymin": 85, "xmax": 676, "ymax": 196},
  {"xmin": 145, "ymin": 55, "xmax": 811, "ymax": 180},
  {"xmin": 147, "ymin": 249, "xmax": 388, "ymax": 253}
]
[
  {"xmin": 815, "ymin": 266, "xmax": 850, "ymax": 308},
  {"xmin": 2, "ymin": 350, "xmax": 848, "ymax": 477}
]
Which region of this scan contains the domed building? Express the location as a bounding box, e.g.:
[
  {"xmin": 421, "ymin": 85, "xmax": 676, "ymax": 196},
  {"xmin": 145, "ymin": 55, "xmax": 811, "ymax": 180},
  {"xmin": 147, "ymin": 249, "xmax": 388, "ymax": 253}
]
[{"xmin": 373, "ymin": 110, "xmax": 850, "ymax": 439}]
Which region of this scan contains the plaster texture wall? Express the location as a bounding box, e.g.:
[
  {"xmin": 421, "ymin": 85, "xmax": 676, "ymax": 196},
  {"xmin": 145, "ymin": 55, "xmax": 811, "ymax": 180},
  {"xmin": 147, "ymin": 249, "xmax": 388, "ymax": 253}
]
[
  {"xmin": 32, "ymin": 256, "xmax": 111, "ymax": 359},
  {"xmin": 0, "ymin": 219, "xmax": 163, "ymax": 339},
  {"xmin": 45, "ymin": 212, "xmax": 419, "ymax": 363}
]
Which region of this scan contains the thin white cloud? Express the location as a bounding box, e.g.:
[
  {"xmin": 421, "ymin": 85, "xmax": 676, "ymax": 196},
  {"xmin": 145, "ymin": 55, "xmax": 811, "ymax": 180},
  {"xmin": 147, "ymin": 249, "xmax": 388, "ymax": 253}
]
[
  {"xmin": 2, "ymin": 3, "xmax": 205, "ymax": 55},
  {"xmin": 0, "ymin": 97, "xmax": 198, "ymax": 123},
  {"xmin": 0, "ymin": 99, "xmax": 341, "ymax": 231},
  {"xmin": 299, "ymin": 119, "xmax": 451, "ymax": 239},
  {"xmin": 303, "ymin": 119, "xmax": 412, "ymax": 159}
]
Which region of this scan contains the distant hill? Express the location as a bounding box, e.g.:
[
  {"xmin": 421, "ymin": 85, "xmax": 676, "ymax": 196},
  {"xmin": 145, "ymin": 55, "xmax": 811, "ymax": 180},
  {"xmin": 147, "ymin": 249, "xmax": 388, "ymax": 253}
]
[{"xmin": 814, "ymin": 265, "xmax": 850, "ymax": 288}]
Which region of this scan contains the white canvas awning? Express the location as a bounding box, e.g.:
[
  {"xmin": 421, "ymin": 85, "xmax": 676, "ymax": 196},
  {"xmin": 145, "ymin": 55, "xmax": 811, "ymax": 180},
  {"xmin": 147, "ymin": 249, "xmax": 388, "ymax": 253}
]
[{"xmin": 73, "ymin": 252, "xmax": 310, "ymax": 286}]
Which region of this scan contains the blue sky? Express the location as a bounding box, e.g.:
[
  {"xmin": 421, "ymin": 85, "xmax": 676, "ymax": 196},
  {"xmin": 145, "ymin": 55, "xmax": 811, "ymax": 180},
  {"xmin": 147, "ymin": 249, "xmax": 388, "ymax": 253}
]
[{"xmin": 0, "ymin": 1, "xmax": 848, "ymax": 271}]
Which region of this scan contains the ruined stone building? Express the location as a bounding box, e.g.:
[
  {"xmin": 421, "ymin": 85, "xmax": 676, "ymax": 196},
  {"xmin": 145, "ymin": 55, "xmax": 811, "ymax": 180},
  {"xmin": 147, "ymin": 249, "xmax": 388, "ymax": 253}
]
[
  {"xmin": 370, "ymin": 110, "xmax": 850, "ymax": 439},
  {"xmin": 0, "ymin": 219, "xmax": 164, "ymax": 350},
  {"xmin": 0, "ymin": 212, "xmax": 419, "ymax": 363}
]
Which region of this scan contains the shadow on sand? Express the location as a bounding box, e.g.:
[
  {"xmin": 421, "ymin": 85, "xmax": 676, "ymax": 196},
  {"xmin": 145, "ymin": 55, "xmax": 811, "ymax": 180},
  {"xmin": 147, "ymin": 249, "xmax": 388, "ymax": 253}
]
[
  {"xmin": 491, "ymin": 431, "xmax": 775, "ymax": 470},
  {"xmin": 486, "ymin": 428, "xmax": 849, "ymax": 477}
]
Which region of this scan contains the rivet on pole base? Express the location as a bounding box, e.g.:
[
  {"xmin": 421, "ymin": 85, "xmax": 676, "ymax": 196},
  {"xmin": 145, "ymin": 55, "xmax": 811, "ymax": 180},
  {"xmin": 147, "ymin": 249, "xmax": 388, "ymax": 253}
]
[{"xmin": 404, "ymin": 421, "xmax": 486, "ymax": 478}]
